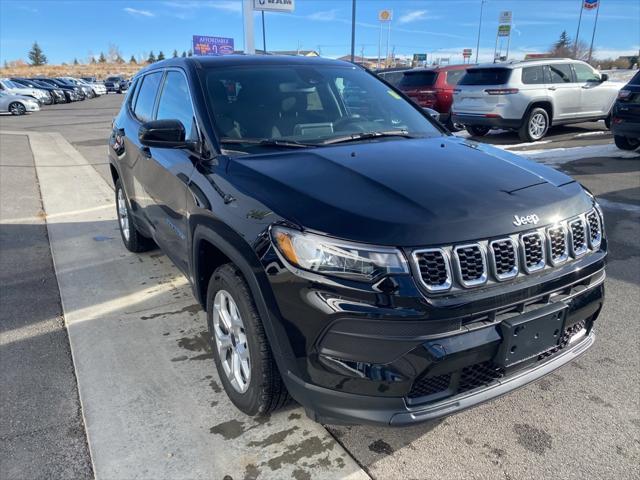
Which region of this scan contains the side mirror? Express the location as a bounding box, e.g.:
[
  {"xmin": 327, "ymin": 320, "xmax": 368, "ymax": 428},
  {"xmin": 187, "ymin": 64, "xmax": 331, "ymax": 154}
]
[
  {"xmin": 423, "ymin": 107, "xmax": 440, "ymax": 122},
  {"xmin": 600, "ymin": 73, "xmax": 608, "ymax": 82},
  {"xmin": 139, "ymin": 119, "xmax": 193, "ymax": 149}
]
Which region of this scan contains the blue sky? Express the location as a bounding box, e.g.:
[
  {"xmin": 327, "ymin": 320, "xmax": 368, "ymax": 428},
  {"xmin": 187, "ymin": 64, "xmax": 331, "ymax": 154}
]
[{"xmin": 1, "ymin": 0, "xmax": 638, "ymax": 64}]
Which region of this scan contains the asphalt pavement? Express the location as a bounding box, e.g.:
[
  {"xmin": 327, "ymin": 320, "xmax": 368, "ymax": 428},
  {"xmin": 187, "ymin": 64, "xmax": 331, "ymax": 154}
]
[{"xmin": 0, "ymin": 94, "xmax": 638, "ymax": 480}]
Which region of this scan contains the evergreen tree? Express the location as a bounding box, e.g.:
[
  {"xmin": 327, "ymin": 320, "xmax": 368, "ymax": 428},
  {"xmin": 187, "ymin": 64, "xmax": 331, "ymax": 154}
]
[
  {"xmin": 172, "ymin": 49, "xmax": 178, "ymax": 58},
  {"xmin": 130, "ymin": 55, "xmax": 137, "ymax": 64},
  {"xmin": 28, "ymin": 41, "xmax": 47, "ymax": 66},
  {"xmin": 73, "ymin": 58, "xmax": 79, "ymax": 65},
  {"xmin": 157, "ymin": 51, "xmax": 166, "ymax": 61},
  {"xmin": 98, "ymin": 52, "xmax": 107, "ymax": 63},
  {"xmin": 90, "ymin": 57, "xmax": 97, "ymax": 64},
  {"xmin": 148, "ymin": 51, "xmax": 156, "ymax": 63},
  {"xmin": 181, "ymin": 51, "xmax": 187, "ymax": 58},
  {"xmin": 187, "ymin": 49, "xmax": 193, "ymax": 57},
  {"xmin": 551, "ymin": 30, "xmax": 573, "ymax": 58}
]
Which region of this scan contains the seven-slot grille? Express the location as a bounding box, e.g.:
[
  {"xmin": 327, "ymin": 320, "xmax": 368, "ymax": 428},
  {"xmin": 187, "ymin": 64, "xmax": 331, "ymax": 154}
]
[
  {"xmin": 569, "ymin": 218, "xmax": 588, "ymax": 257},
  {"xmin": 413, "ymin": 249, "xmax": 451, "ymax": 292},
  {"xmin": 587, "ymin": 210, "xmax": 602, "ymax": 247},
  {"xmin": 490, "ymin": 239, "xmax": 518, "ymax": 280},
  {"xmin": 521, "ymin": 232, "xmax": 545, "ymax": 272},
  {"xmin": 546, "ymin": 225, "xmax": 568, "ymax": 265},
  {"xmin": 454, "ymin": 244, "xmax": 487, "ymax": 286},
  {"xmin": 411, "ymin": 209, "xmax": 602, "ymax": 294}
]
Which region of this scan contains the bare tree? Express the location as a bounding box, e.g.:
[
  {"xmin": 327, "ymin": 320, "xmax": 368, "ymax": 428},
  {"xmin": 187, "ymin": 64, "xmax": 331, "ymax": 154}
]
[{"xmin": 108, "ymin": 43, "xmax": 123, "ymax": 63}]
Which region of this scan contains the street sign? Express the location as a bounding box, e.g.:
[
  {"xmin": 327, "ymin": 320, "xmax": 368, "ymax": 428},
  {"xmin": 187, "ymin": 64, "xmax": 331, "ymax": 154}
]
[
  {"xmin": 192, "ymin": 35, "xmax": 235, "ymax": 56},
  {"xmin": 499, "ymin": 11, "xmax": 512, "ymax": 24},
  {"xmin": 413, "ymin": 53, "xmax": 427, "ymax": 61},
  {"xmin": 463, "ymin": 48, "xmax": 472, "ymax": 58},
  {"xmin": 583, "ymin": 0, "xmax": 599, "ymax": 9},
  {"xmin": 378, "ymin": 9, "xmax": 393, "ymax": 22},
  {"xmin": 497, "ymin": 25, "xmax": 511, "ymax": 37},
  {"xmin": 253, "ymin": 0, "xmax": 295, "ymax": 13}
]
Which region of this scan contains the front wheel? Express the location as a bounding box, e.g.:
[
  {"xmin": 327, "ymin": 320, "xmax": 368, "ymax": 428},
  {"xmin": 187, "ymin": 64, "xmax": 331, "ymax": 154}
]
[
  {"xmin": 614, "ymin": 135, "xmax": 640, "ymax": 151},
  {"xmin": 207, "ymin": 264, "xmax": 290, "ymax": 417},
  {"xmin": 519, "ymin": 107, "xmax": 549, "ymax": 142},
  {"xmin": 9, "ymin": 102, "xmax": 26, "ymax": 115},
  {"xmin": 465, "ymin": 125, "xmax": 491, "ymax": 137}
]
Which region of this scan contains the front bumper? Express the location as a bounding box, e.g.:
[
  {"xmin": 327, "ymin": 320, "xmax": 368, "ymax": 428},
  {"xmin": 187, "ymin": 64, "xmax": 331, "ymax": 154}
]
[
  {"xmin": 452, "ymin": 112, "xmax": 521, "ymax": 129},
  {"xmin": 25, "ymin": 103, "xmax": 40, "ymax": 112}
]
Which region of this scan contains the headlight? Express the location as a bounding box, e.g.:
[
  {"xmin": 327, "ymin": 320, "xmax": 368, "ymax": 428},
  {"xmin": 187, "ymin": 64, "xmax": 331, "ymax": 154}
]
[{"xmin": 271, "ymin": 226, "xmax": 408, "ymax": 281}]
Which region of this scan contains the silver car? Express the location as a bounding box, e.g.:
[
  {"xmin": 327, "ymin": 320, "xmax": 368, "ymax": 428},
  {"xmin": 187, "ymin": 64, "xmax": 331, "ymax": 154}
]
[
  {"xmin": 452, "ymin": 58, "xmax": 622, "ymax": 141},
  {"xmin": 0, "ymin": 91, "xmax": 40, "ymax": 115}
]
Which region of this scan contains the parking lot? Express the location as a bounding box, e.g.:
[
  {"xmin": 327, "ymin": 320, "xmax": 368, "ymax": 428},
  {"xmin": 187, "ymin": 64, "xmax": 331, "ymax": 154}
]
[{"xmin": 1, "ymin": 94, "xmax": 638, "ymax": 479}]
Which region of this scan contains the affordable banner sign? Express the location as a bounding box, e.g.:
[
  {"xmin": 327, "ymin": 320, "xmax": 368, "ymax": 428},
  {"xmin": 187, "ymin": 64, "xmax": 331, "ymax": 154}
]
[{"xmin": 192, "ymin": 36, "xmax": 234, "ymax": 56}]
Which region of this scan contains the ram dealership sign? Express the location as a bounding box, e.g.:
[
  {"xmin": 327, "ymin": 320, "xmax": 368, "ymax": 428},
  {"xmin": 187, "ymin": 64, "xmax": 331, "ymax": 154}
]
[{"xmin": 253, "ymin": 0, "xmax": 295, "ymax": 13}]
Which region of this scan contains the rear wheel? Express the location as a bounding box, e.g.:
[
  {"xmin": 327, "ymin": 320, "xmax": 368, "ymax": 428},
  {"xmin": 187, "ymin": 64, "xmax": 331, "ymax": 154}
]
[
  {"xmin": 604, "ymin": 114, "xmax": 612, "ymax": 130},
  {"xmin": 446, "ymin": 119, "xmax": 464, "ymax": 132},
  {"xmin": 519, "ymin": 107, "xmax": 549, "ymax": 142},
  {"xmin": 465, "ymin": 125, "xmax": 490, "ymax": 137},
  {"xmin": 9, "ymin": 102, "xmax": 26, "ymax": 115},
  {"xmin": 614, "ymin": 135, "xmax": 640, "ymax": 151},
  {"xmin": 115, "ymin": 179, "xmax": 155, "ymax": 252},
  {"xmin": 207, "ymin": 264, "xmax": 290, "ymax": 416}
]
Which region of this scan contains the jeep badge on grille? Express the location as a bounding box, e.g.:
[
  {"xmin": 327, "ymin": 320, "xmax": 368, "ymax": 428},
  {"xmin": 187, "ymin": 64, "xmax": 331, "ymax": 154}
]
[{"xmin": 513, "ymin": 214, "xmax": 540, "ymax": 226}]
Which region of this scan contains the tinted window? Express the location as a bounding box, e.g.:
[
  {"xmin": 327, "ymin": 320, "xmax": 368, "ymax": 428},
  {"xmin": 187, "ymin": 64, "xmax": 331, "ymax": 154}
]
[
  {"xmin": 399, "ymin": 71, "xmax": 437, "ymax": 87},
  {"xmin": 459, "ymin": 68, "xmax": 511, "ymax": 85},
  {"xmin": 547, "ymin": 64, "xmax": 573, "ymax": 83},
  {"xmin": 573, "ymin": 63, "xmax": 600, "ymax": 82},
  {"xmin": 380, "ymin": 71, "xmax": 404, "ymax": 86},
  {"xmin": 133, "ymin": 72, "xmax": 162, "ymax": 122},
  {"xmin": 156, "ymin": 71, "xmax": 197, "ymax": 139},
  {"xmin": 445, "ymin": 70, "xmax": 465, "ymax": 85},
  {"xmin": 629, "ymin": 71, "xmax": 640, "ymax": 86},
  {"xmin": 522, "ymin": 66, "xmax": 545, "ymax": 84}
]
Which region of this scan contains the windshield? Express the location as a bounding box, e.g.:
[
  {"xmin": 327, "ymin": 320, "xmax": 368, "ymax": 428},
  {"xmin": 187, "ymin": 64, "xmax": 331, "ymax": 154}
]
[
  {"xmin": 106, "ymin": 77, "xmax": 121, "ymax": 82},
  {"xmin": 398, "ymin": 71, "xmax": 437, "ymax": 88},
  {"xmin": 459, "ymin": 68, "xmax": 512, "ymax": 85},
  {"xmin": 201, "ymin": 64, "xmax": 441, "ymax": 149},
  {"xmin": 3, "ymin": 80, "xmax": 23, "ymax": 88}
]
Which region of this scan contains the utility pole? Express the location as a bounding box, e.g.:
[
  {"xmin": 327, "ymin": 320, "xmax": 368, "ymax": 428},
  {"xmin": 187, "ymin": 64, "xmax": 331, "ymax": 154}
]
[
  {"xmin": 261, "ymin": 11, "xmax": 267, "ymax": 54},
  {"xmin": 242, "ymin": 0, "xmax": 255, "ymax": 54},
  {"xmin": 350, "ymin": 0, "xmax": 356, "ymax": 62},
  {"xmin": 588, "ymin": 0, "xmax": 601, "ymax": 62},
  {"xmin": 574, "ymin": 0, "xmax": 584, "ymax": 58},
  {"xmin": 475, "ymin": 0, "xmax": 485, "ymax": 64}
]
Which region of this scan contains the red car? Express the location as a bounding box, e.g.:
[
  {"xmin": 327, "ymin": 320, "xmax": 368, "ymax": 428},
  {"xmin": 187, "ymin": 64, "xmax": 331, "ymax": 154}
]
[{"xmin": 397, "ymin": 64, "xmax": 470, "ymax": 128}]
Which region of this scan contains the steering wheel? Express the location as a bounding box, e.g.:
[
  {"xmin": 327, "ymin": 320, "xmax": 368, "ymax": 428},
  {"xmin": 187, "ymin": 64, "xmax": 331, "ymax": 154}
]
[{"xmin": 333, "ymin": 116, "xmax": 366, "ymax": 132}]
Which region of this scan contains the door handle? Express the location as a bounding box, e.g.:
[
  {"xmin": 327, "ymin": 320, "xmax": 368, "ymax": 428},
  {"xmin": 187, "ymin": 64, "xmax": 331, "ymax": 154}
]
[
  {"xmin": 581, "ymin": 85, "xmax": 590, "ymax": 89},
  {"xmin": 547, "ymin": 86, "xmax": 556, "ymax": 91},
  {"xmin": 141, "ymin": 146, "xmax": 152, "ymax": 158}
]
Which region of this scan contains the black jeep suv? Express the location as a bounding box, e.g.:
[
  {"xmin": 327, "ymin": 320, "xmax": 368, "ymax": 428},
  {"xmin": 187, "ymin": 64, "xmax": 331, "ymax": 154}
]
[{"xmin": 109, "ymin": 56, "xmax": 606, "ymax": 426}]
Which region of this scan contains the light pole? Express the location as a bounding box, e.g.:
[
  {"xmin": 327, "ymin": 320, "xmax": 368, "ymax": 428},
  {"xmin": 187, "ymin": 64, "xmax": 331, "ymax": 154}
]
[
  {"xmin": 475, "ymin": 0, "xmax": 486, "ymax": 64},
  {"xmin": 350, "ymin": 0, "xmax": 356, "ymax": 62}
]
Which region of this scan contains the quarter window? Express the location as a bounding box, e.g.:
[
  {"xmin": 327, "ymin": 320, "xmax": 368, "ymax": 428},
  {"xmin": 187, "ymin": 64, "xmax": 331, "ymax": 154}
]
[
  {"xmin": 546, "ymin": 64, "xmax": 573, "ymax": 83},
  {"xmin": 133, "ymin": 72, "xmax": 163, "ymax": 122},
  {"xmin": 156, "ymin": 71, "xmax": 197, "ymax": 139},
  {"xmin": 573, "ymin": 63, "xmax": 600, "ymax": 82},
  {"xmin": 521, "ymin": 66, "xmax": 545, "ymax": 84},
  {"xmin": 445, "ymin": 70, "xmax": 465, "ymax": 86}
]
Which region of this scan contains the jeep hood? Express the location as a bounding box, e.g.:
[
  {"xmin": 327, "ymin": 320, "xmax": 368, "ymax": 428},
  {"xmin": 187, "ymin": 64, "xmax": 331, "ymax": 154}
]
[{"xmin": 227, "ymin": 136, "xmax": 592, "ymax": 246}]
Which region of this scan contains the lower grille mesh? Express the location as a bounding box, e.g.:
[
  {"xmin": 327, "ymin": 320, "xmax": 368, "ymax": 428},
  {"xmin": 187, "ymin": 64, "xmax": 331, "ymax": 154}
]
[
  {"xmin": 458, "ymin": 362, "xmax": 505, "ymax": 393},
  {"xmin": 407, "ymin": 373, "xmax": 451, "ymax": 398}
]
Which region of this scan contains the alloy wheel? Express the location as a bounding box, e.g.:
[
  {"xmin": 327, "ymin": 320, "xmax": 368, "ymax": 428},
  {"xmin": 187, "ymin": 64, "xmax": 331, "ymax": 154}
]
[
  {"xmin": 528, "ymin": 112, "xmax": 547, "ymax": 140},
  {"xmin": 117, "ymin": 187, "xmax": 130, "ymax": 241},
  {"xmin": 213, "ymin": 289, "xmax": 251, "ymax": 393},
  {"xmin": 9, "ymin": 102, "xmax": 26, "ymax": 115}
]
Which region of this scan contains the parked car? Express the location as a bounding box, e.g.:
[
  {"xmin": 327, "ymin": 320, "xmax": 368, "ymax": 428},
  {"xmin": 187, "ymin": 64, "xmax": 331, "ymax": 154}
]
[
  {"xmin": 109, "ymin": 56, "xmax": 606, "ymax": 426},
  {"xmin": 10, "ymin": 77, "xmax": 67, "ymax": 104},
  {"xmin": 30, "ymin": 78, "xmax": 77, "ymax": 102},
  {"xmin": 104, "ymin": 76, "xmax": 128, "ymax": 93},
  {"xmin": 55, "ymin": 77, "xmax": 93, "ymax": 98},
  {"xmin": 611, "ymin": 70, "xmax": 640, "ymax": 151},
  {"xmin": 0, "ymin": 91, "xmax": 40, "ymax": 115},
  {"xmin": 81, "ymin": 76, "xmax": 99, "ymax": 83},
  {"xmin": 59, "ymin": 77, "xmax": 106, "ymax": 97},
  {"xmin": 376, "ymin": 67, "xmax": 410, "ymax": 86},
  {"xmin": 35, "ymin": 78, "xmax": 84, "ymax": 101},
  {"xmin": 452, "ymin": 58, "xmax": 622, "ymax": 141},
  {"xmin": 0, "ymin": 78, "xmax": 51, "ymax": 105},
  {"xmin": 396, "ymin": 65, "xmax": 469, "ymax": 129}
]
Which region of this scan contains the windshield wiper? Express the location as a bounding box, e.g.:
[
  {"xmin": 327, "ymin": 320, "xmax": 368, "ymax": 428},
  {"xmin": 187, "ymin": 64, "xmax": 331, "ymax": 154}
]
[
  {"xmin": 220, "ymin": 137, "xmax": 317, "ymax": 149},
  {"xmin": 320, "ymin": 130, "xmax": 417, "ymax": 145}
]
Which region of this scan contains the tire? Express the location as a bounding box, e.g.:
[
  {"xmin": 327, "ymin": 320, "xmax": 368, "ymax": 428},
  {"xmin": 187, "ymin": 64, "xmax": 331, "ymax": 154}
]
[
  {"xmin": 446, "ymin": 119, "xmax": 464, "ymax": 132},
  {"xmin": 614, "ymin": 135, "xmax": 640, "ymax": 151},
  {"xmin": 465, "ymin": 125, "xmax": 491, "ymax": 137},
  {"xmin": 9, "ymin": 102, "xmax": 26, "ymax": 115},
  {"xmin": 518, "ymin": 107, "xmax": 549, "ymax": 142},
  {"xmin": 207, "ymin": 264, "xmax": 290, "ymax": 417},
  {"xmin": 115, "ymin": 179, "xmax": 155, "ymax": 252},
  {"xmin": 604, "ymin": 114, "xmax": 611, "ymax": 130}
]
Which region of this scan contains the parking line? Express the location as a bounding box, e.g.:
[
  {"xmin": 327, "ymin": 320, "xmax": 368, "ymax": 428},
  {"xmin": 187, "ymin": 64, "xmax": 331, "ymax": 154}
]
[{"xmin": 12, "ymin": 130, "xmax": 368, "ymax": 480}]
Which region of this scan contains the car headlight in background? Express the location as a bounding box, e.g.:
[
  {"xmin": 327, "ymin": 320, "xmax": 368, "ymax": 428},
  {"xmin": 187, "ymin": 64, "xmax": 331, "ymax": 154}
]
[{"xmin": 271, "ymin": 226, "xmax": 408, "ymax": 281}]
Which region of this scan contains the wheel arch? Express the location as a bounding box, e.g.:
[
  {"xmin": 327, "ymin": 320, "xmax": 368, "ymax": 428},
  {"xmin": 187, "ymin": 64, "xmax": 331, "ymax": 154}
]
[{"xmin": 526, "ymin": 100, "xmax": 554, "ymax": 124}]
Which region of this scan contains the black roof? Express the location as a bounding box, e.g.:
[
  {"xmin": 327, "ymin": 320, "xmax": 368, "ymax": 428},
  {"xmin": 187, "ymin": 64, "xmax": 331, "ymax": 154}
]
[{"xmin": 137, "ymin": 54, "xmax": 355, "ymax": 76}]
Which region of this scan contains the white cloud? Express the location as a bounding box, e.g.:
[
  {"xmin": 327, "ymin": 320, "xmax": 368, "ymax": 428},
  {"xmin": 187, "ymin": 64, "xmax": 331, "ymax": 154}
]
[
  {"xmin": 308, "ymin": 9, "xmax": 339, "ymax": 22},
  {"xmin": 124, "ymin": 7, "xmax": 155, "ymax": 17},
  {"xmin": 398, "ymin": 10, "xmax": 429, "ymax": 25}
]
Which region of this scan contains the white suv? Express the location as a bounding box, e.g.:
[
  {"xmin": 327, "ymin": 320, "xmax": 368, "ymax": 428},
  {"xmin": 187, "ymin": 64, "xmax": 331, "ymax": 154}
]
[{"xmin": 452, "ymin": 59, "xmax": 623, "ymax": 141}]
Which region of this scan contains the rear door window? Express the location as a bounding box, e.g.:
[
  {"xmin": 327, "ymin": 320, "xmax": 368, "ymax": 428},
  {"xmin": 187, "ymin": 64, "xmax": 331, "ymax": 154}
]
[
  {"xmin": 458, "ymin": 68, "xmax": 511, "ymax": 85},
  {"xmin": 399, "ymin": 71, "xmax": 437, "ymax": 88},
  {"xmin": 546, "ymin": 64, "xmax": 573, "ymax": 83},
  {"xmin": 521, "ymin": 66, "xmax": 545, "ymax": 84},
  {"xmin": 156, "ymin": 71, "xmax": 197, "ymax": 140},
  {"xmin": 445, "ymin": 70, "xmax": 465, "ymax": 86},
  {"xmin": 133, "ymin": 72, "xmax": 163, "ymax": 122}
]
